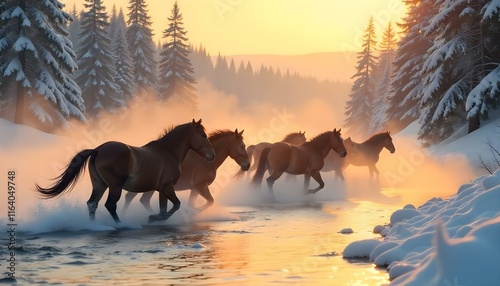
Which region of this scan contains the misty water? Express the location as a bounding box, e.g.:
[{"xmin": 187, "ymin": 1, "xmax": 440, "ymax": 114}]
[{"xmin": 1, "ymin": 183, "xmax": 401, "ymax": 285}]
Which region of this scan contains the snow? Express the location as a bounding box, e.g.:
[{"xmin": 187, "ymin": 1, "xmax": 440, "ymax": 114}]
[{"xmin": 343, "ymin": 118, "xmax": 500, "ymax": 285}]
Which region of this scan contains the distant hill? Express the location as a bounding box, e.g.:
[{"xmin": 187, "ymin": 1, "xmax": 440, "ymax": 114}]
[{"xmin": 217, "ymin": 52, "xmax": 357, "ymax": 82}]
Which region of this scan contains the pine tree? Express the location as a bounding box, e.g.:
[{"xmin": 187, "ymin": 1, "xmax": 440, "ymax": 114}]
[
  {"xmin": 126, "ymin": 0, "xmax": 158, "ymax": 96},
  {"xmin": 371, "ymin": 22, "xmax": 397, "ymax": 133},
  {"xmin": 158, "ymin": 1, "xmax": 197, "ymax": 110},
  {"xmin": 386, "ymin": 0, "xmax": 436, "ymax": 133},
  {"xmin": 465, "ymin": 1, "xmax": 500, "ymax": 133},
  {"xmin": 418, "ymin": 0, "xmax": 500, "ymax": 145},
  {"xmin": 76, "ymin": 0, "xmax": 123, "ymax": 116},
  {"xmin": 67, "ymin": 4, "xmax": 81, "ymax": 52},
  {"xmin": 109, "ymin": 8, "xmax": 136, "ymax": 100},
  {"xmin": 344, "ymin": 17, "xmax": 378, "ymax": 137},
  {"xmin": 0, "ymin": 0, "xmax": 85, "ymax": 128}
]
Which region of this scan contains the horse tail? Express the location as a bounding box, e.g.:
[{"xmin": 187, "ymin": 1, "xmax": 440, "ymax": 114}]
[
  {"xmin": 36, "ymin": 149, "xmax": 97, "ymax": 199},
  {"xmin": 251, "ymin": 147, "xmax": 270, "ymax": 188}
]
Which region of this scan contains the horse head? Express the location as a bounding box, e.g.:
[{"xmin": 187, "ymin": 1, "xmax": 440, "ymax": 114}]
[
  {"xmin": 383, "ymin": 131, "xmax": 396, "ymax": 154},
  {"xmin": 229, "ymin": 129, "xmax": 250, "ymax": 171},
  {"xmin": 331, "ymin": 128, "xmax": 347, "ymax": 158},
  {"xmin": 190, "ymin": 119, "xmax": 216, "ymax": 162}
]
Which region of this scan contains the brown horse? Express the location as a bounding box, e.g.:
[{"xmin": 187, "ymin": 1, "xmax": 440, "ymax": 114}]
[
  {"xmin": 36, "ymin": 119, "xmax": 215, "ymax": 223},
  {"xmin": 322, "ymin": 131, "xmax": 395, "ymax": 180},
  {"xmin": 123, "ymin": 129, "xmax": 250, "ymax": 212},
  {"xmin": 246, "ymin": 131, "xmax": 307, "ymax": 175},
  {"xmin": 251, "ymin": 129, "xmax": 347, "ymax": 197}
]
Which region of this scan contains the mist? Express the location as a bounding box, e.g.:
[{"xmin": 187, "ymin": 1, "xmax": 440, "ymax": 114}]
[{"xmin": 0, "ymin": 78, "xmax": 479, "ymax": 231}]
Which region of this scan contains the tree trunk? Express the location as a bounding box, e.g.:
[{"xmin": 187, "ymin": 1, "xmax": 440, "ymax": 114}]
[
  {"xmin": 468, "ymin": 113, "xmax": 480, "ymax": 133},
  {"xmin": 14, "ymin": 83, "xmax": 24, "ymax": 124}
]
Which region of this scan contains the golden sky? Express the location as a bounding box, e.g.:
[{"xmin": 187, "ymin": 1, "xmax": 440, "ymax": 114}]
[{"xmin": 62, "ymin": 0, "xmax": 406, "ymax": 55}]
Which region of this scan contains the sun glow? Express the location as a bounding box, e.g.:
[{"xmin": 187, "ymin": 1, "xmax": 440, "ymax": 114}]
[{"xmin": 61, "ymin": 0, "xmax": 406, "ymax": 55}]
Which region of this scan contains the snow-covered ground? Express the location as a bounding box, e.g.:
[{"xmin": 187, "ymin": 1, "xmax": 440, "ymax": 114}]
[{"xmin": 344, "ymin": 118, "xmax": 500, "ymax": 285}]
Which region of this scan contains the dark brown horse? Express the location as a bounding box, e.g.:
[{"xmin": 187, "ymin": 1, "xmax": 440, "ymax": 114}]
[
  {"xmin": 322, "ymin": 131, "xmax": 395, "ymax": 180},
  {"xmin": 251, "ymin": 129, "xmax": 346, "ymax": 198},
  {"xmin": 36, "ymin": 119, "xmax": 215, "ymax": 223},
  {"xmin": 123, "ymin": 129, "xmax": 250, "ymax": 212},
  {"xmin": 246, "ymin": 131, "xmax": 306, "ymax": 176}
]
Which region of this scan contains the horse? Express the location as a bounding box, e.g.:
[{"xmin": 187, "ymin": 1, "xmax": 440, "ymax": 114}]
[
  {"xmin": 246, "ymin": 131, "xmax": 306, "ymax": 176},
  {"xmin": 122, "ymin": 129, "xmax": 250, "ymax": 213},
  {"xmin": 322, "ymin": 131, "xmax": 395, "ymax": 180},
  {"xmin": 35, "ymin": 119, "xmax": 215, "ymax": 223},
  {"xmin": 251, "ymin": 129, "xmax": 347, "ymax": 198}
]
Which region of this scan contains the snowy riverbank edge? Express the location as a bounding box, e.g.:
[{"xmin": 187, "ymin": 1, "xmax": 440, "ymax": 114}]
[{"xmin": 343, "ymin": 169, "xmax": 500, "ymax": 285}]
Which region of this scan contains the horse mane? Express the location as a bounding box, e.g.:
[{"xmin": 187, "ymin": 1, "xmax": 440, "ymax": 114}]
[
  {"xmin": 209, "ymin": 129, "xmax": 242, "ymax": 141},
  {"xmin": 156, "ymin": 126, "xmax": 175, "ymax": 140},
  {"xmin": 143, "ymin": 122, "xmax": 192, "ymax": 147},
  {"xmin": 282, "ymin": 132, "xmax": 303, "ymax": 142},
  {"xmin": 364, "ymin": 132, "xmax": 390, "ymax": 144},
  {"xmin": 307, "ymin": 131, "xmax": 332, "ymax": 148}
]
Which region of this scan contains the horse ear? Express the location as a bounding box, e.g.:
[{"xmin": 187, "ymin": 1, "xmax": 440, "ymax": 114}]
[
  {"xmin": 197, "ymin": 119, "xmax": 202, "ymax": 125},
  {"xmin": 333, "ymin": 128, "xmax": 337, "ymax": 133},
  {"xmin": 192, "ymin": 119, "xmax": 195, "ymax": 125},
  {"xmin": 239, "ymin": 129, "xmax": 244, "ymax": 136},
  {"xmin": 338, "ymin": 128, "xmax": 342, "ymax": 133}
]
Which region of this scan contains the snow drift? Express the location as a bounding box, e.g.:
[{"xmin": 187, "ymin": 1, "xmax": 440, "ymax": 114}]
[{"xmin": 344, "ymin": 169, "xmax": 500, "ymax": 285}]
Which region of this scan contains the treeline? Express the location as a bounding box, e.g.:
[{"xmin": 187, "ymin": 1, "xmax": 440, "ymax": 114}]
[
  {"xmin": 0, "ymin": 0, "xmax": 348, "ymax": 133},
  {"xmin": 190, "ymin": 47, "xmax": 350, "ymax": 108}
]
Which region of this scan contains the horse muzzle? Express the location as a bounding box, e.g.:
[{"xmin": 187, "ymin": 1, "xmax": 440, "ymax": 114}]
[
  {"xmin": 241, "ymin": 162, "xmax": 250, "ymax": 171},
  {"xmin": 205, "ymin": 153, "xmax": 215, "ymax": 163}
]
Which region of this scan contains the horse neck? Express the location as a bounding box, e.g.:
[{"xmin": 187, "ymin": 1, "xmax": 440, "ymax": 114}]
[
  {"xmin": 365, "ymin": 136, "xmax": 385, "ymax": 155},
  {"xmin": 306, "ymin": 133, "xmax": 331, "ymax": 158},
  {"xmin": 209, "ymin": 136, "xmax": 232, "ymax": 169},
  {"xmin": 157, "ymin": 126, "xmax": 192, "ymax": 163}
]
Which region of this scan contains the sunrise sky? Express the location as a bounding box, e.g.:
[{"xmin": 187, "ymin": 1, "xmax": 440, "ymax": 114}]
[{"xmin": 61, "ymin": 0, "xmax": 406, "ymax": 55}]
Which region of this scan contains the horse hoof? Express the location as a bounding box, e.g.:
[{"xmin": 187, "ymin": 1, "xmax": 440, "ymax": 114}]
[
  {"xmin": 148, "ymin": 214, "xmax": 168, "ymax": 223},
  {"xmin": 148, "ymin": 215, "xmax": 159, "ymax": 223}
]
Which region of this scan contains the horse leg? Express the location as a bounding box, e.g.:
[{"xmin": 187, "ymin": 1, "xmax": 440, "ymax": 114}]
[
  {"xmin": 303, "ymin": 174, "xmax": 311, "ymax": 193},
  {"xmin": 87, "ymin": 167, "xmax": 107, "ymax": 221},
  {"xmin": 139, "ymin": 191, "xmax": 155, "ymax": 212},
  {"xmin": 266, "ymin": 170, "xmax": 283, "ymax": 201},
  {"xmin": 123, "ymin": 192, "xmax": 137, "ymax": 212},
  {"xmin": 188, "ymin": 190, "xmax": 199, "ymax": 208},
  {"xmin": 105, "ymin": 186, "xmax": 123, "ymax": 223},
  {"xmin": 307, "ymin": 171, "xmax": 325, "ymax": 194},
  {"xmin": 149, "ymin": 184, "xmax": 180, "ymax": 222},
  {"xmin": 194, "ymin": 184, "xmax": 214, "ymax": 212},
  {"xmin": 337, "ymin": 168, "xmax": 345, "ymax": 182},
  {"xmin": 87, "ymin": 184, "xmax": 106, "ymax": 221}
]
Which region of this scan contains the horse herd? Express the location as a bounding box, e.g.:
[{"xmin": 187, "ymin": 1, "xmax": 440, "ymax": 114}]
[{"xmin": 36, "ymin": 119, "xmax": 396, "ymax": 224}]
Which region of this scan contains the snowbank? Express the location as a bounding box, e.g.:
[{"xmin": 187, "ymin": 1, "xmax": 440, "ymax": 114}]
[{"xmin": 344, "ymin": 170, "xmax": 500, "ymax": 285}]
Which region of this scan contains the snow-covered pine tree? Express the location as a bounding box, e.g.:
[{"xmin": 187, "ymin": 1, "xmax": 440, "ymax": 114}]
[
  {"xmin": 386, "ymin": 0, "xmax": 437, "ymax": 134},
  {"xmin": 0, "ymin": 0, "xmax": 85, "ymax": 129},
  {"xmin": 126, "ymin": 0, "xmax": 158, "ymax": 97},
  {"xmin": 344, "ymin": 17, "xmax": 378, "ymax": 138},
  {"xmin": 158, "ymin": 1, "xmax": 197, "ymax": 111},
  {"xmin": 109, "ymin": 7, "xmax": 135, "ymax": 100},
  {"xmin": 75, "ymin": 0, "xmax": 123, "ymax": 117},
  {"xmin": 67, "ymin": 4, "xmax": 81, "ymax": 52},
  {"xmin": 371, "ymin": 22, "xmax": 397, "ymax": 133},
  {"xmin": 419, "ymin": 0, "xmax": 500, "ymax": 145},
  {"xmin": 465, "ymin": 1, "xmax": 500, "ymax": 133}
]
